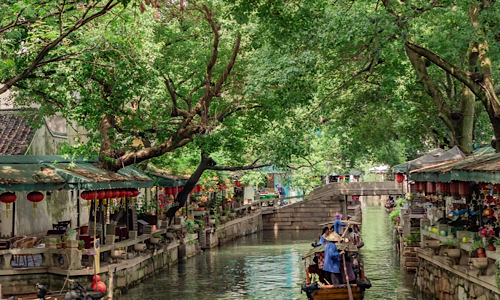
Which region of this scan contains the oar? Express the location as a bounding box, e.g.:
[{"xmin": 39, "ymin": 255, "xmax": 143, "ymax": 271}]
[{"xmin": 342, "ymin": 253, "xmax": 354, "ymax": 300}]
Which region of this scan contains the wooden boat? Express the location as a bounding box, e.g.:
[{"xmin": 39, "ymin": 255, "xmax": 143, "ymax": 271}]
[{"xmin": 302, "ymin": 225, "xmax": 371, "ymax": 300}]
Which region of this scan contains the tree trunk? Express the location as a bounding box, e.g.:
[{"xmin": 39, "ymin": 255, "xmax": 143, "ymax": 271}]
[{"xmin": 163, "ymin": 154, "xmax": 216, "ymax": 223}]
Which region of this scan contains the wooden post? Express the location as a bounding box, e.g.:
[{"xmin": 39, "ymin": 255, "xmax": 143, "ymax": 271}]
[{"xmin": 108, "ymin": 269, "xmax": 114, "ymax": 300}]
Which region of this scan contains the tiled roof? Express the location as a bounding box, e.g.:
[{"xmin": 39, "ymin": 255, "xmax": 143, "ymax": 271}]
[{"xmin": 0, "ymin": 112, "xmax": 35, "ymax": 155}]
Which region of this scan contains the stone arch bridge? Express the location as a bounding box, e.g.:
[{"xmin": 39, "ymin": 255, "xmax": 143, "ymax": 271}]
[{"xmin": 262, "ymin": 182, "xmax": 404, "ymax": 230}]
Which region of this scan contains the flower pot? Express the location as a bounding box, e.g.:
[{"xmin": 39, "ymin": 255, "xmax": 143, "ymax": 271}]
[
  {"xmin": 229, "ymin": 213, "xmax": 236, "ymax": 218},
  {"xmin": 446, "ymin": 248, "xmax": 461, "ymax": 259},
  {"xmin": 209, "ymin": 219, "xmax": 216, "ymax": 226},
  {"xmin": 80, "ymin": 226, "xmax": 89, "ymax": 235},
  {"xmin": 487, "ymin": 245, "xmax": 496, "ymax": 251},
  {"xmin": 134, "ymin": 243, "xmax": 147, "ymax": 251},
  {"xmin": 427, "ymin": 240, "xmax": 440, "ymax": 249},
  {"xmin": 477, "ymin": 248, "xmax": 486, "ymax": 258},
  {"xmin": 471, "ymin": 257, "xmax": 489, "ymax": 269},
  {"xmin": 150, "ymin": 237, "xmax": 161, "ymax": 245},
  {"xmin": 219, "ymin": 216, "xmax": 228, "ymax": 223},
  {"xmin": 67, "ymin": 231, "xmax": 77, "ymax": 241},
  {"xmin": 111, "ymin": 249, "xmax": 124, "ymax": 259}
]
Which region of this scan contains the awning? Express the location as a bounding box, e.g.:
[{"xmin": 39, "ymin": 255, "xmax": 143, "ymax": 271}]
[
  {"xmin": 0, "ymin": 164, "xmax": 65, "ymax": 191},
  {"xmin": 409, "ymin": 152, "xmax": 500, "ymax": 183},
  {"xmin": 0, "ymin": 156, "xmax": 153, "ymax": 192},
  {"xmin": 393, "ymin": 146, "xmax": 465, "ymax": 174},
  {"xmin": 146, "ymin": 166, "xmax": 188, "ymax": 187}
]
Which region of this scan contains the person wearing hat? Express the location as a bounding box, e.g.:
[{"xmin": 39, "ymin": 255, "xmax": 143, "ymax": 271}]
[
  {"xmin": 322, "ymin": 232, "xmax": 344, "ymax": 285},
  {"xmin": 334, "ymin": 213, "xmax": 346, "ymax": 235}
]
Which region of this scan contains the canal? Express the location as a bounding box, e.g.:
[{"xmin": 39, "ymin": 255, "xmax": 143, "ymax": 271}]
[{"xmin": 120, "ymin": 204, "xmax": 421, "ymax": 299}]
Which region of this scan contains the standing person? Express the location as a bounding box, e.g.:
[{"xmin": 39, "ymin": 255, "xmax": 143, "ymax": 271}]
[
  {"xmin": 322, "ymin": 232, "xmax": 344, "ymax": 285},
  {"xmin": 276, "ymin": 184, "xmax": 286, "ymax": 206},
  {"xmin": 334, "ymin": 214, "xmax": 346, "ymax": 235}
]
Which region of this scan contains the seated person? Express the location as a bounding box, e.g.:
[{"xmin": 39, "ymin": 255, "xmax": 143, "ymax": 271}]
[
  {"xmin": 317, "ymin": 227, "xmax": 330, "ymax": 246},
  {"xmin": 309, "ymin": 256, "xmax": 327, "ymax": 284},
  {"xmin": 340, "ymin": 254, "xmax": 357, "ymax": 284}
]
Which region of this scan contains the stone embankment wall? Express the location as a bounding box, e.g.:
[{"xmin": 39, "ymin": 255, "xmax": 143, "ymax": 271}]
[
  {"xmin": 416, "ymin": 250, "xmax": 500, "ymax": 300},
  {"xmin": 0, "ymin": 213, "xmax": 263, "ymax": 298}
]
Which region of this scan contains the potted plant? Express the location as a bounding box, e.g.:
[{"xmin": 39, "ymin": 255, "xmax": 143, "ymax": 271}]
[
  {"xmin": 472, "ymin": 239, "xmax": 487, "ymax": 258},
  {"xmin": 65, "ymin": 229, "xmax": 78, "ymax": 241},
  {"xmin": 184, "ymin": 219, "xmax": 196, "ymax": 234},
  {"xmin": 440, "ymin": 239, "xmax": 461, "ymax": 259},
  {"xmin": 78, "ymin": 240, "xmax": 85, "ymax": 250},
  {"xmin": 220, "ymin": 211, "xmax": 229, "ymax": 223},
  {"xmin": 427, "ymin": 239, "xmax": 440, "ymax": 250},
  {"xmin": 56, "ymin": 238, "xmax": 63, "ymax": 249},
  {"xmin": 194, "ymin": 219, "xmax": 204, "ymax": 231},
  {"xmin": 493, "ymin": 237, "xmax": 500, "ymax": 253},
  {"xmin": 150, "ymin": 233, "xmax": 163, "ymax": 245},
  {"xmin": 229, "ymin": 208, "xmax": 236, "ymax": 219}
]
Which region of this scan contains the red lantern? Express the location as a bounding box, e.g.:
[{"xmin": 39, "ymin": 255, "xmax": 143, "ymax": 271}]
[
  {"xmin": 164, "ymin": 187, "xmax": 172, "ymax": 196},
  {"xmin": 396, "ymin": 173, "xmax": 404, "ymax": 183},
  {"xmin": 92, "ymin": 281, "xmax": 106, "ymax": 293},
  {"xmin": 234, "ymin": 181, "xmax": 242, "ymax": 187},
  {"xmin": 178, "ymin": 186, "xmax": 184, "ymax": 193},
  {"xmin": 27, "ymin": 191, "xmax": 44, "ymax": 218},
  {"xmin": 450, "ymin": 182, "xmax": 459, "ymax": 194},
  {"xmin": 0, "ymin": 192, "xmax": 16, "ymax": 219},
  {"xmin": 436, "ymin": 182, "xmax": 450, "ymax": 194},
  {"xmin": 104, "ymin": 190, "xmax": 113, "ymax": 199},
  {"xmin": 425, "ymin": 182, "xmax": 436, "ymax": 194},
  {"xmin": 112, "ymin": 190, "xmax": 121, "ymax": 198},
  {"xmin": 93, "ymin": 275, "xmax": 101, "ymax": 283},
  {"xmin": 131, "ymin": 189, "xmax": 140, "ymax": 197},
  {"xmin": 196, "ymin": 185, "xmax": 202, "ymax": 193},
  {"xmin": 414, "ymin": 182, "xmax": 424, "ymax": 192},
  {"xmin": 81, "ymin": 191, "xmax": 96, "ymax": 200},
  {"xmin": 458, "ymin": 182, "xmax": 470, "ymax": 195},
  {"xmin": 124, "ymin": 189, "xmax": 132, "ymax": 197}
]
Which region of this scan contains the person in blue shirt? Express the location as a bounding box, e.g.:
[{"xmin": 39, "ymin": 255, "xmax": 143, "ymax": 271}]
[
  {"xmin": 276, "ymin": 184, "xmax": 286, "ymax": 206},
  {"xmin": 334, "ymin": 213, "xmax": 346, "ymax": 235},
  {"xmin": 317, "ymin": 227, "xmax": 330, "ymax": 246},
  {"xmin": 322, "ymin": 231, "xmax": 344, "ymax": 285}
]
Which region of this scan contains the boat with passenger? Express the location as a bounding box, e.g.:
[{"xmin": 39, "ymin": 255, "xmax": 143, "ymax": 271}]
[{"xmin": 301, "ymin": 219, "xmax": 371, "ymax": 300}]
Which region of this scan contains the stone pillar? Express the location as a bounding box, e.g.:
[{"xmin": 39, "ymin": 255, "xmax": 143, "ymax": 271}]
[{"xmin": 66, "ymin": 240, "xmax": 82, "ymax": 270}]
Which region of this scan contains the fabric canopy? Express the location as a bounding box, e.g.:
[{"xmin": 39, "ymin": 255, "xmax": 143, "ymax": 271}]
[
  {"xmin": 393, "ymin": 146, "xmax": 465, "ymax": 174},
  {"xmin": 0, "ymin": 156, "xmax": 153, "ymax": 192}
]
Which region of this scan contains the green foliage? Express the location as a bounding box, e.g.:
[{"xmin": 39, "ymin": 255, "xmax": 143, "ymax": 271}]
[
  {"xmin": 439, "ymin": 239, "xmax": 457, "ymax": 248},
  {"xmin": 471, "ymin": 239, "xmax": 486, "ymax": 252},
  {"xmin": 194, "ymin": 219, "xmax": 204, "ymax": 230},
  {"xmin": 184, "ymin": 219, "xmax": 196, "ymax": 234},
  {"xmin": 389, "ymin": 207, "xmax": 400, "ymax": 226}
]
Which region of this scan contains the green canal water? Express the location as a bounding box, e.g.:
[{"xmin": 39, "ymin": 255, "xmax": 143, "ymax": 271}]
[{"xmin": 120, "ymin": 205, "xmax": 421, "ymax": 300}]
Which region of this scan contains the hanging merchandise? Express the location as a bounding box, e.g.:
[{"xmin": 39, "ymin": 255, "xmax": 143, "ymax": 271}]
[
  {"xmin": 0, "ymin": 192, "xmax": 16, "ymax": 218},
  {"xmin": 27, "ymin": 191, "xmax": 44, "ymax": 218},
  {"xmin": 484, "ymin": 208, "xmax": 495, "ymax": 217},
  {"xmin": 104, "ymin": 190, "xmax": 113, "ymax": 199},
  {"xmin": 112, "ymin": 190, "xmax": 120, "ymax": 199},
  {"xmin": 415, "ymin": 181, "xmax": 424, "ymax": 192},
  {"xmin": 436, "ymin": 182, "xmax": 450, "ymax": 194}
]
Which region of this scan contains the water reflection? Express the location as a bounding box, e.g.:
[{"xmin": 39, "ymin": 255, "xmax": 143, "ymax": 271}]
[{"xmin": 119, "ymin": 203, "xmax": 421, "ymax": 300}]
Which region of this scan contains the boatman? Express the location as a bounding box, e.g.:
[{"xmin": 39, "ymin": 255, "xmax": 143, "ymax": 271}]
[
  {"xmin": 334, "ymin": 213, "xmax": 346, "ymax": 235},
  {"xmin": 322, "ymin": 231, "xmax": 344, "ymax": 285},
  {"xmin": 276, "ymin": 184, "xmax": 286, "ymax": 206}
]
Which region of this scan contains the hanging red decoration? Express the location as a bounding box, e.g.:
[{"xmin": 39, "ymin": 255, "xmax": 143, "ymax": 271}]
[
  {"xmin": 159, "ymin": 194, "xmax": 165, "ymax": 201},
  {"xmin": 234, "ymin": 181, "xmax": 242, "ymax": 187},
  {"xmin": 123, "ymin": 189, "xmax": 132, "ymax": 197},
  {"xmin": 81, "ymin": 191, "xmax": 97, "ymax": 200},
  {"xmin": 436, "ymin": 182, "xmax": 450, "ymax": 194},
  {"xmin": 425, "ymin": 182, "xmax": 436, "ymax": 194},
  {"xmin": 486, "ymin": 195, "xmax": 494, "ymax": 204},
  {"xmin": 0, "ymin": 192, "xmax": 16, "ymax": 219},
  {"xmin": 112, "ymin": 190, "xmax": 121, "ymax": 198},
  {"xmin": 27, "ymin": 191, "xmax": 44, "ymax": 217},
  {"xmin": 458, "ymin": 182, "xmax": 470, "ymax": 195},
  {"xmin": 479, "ymin": 183, "xmax": 489, "ymax": 191},
  {"xmin": 195, "ymin": 185, "xmax": 202, "ymax": 193},
  {"xmin": 178, "ymin": 186, "xmax": 184, "ymax": 193},
  {"xmin": 396, "ymin": 173, "xmax": 404, "ymax": 183},
  {"xmin": 131, "ymin": 189, "xmax": 140, "ymax": 197},
  {"xmin": 164, "ymin": 187, "xmax": 172, "ymax": 196},
  {"xmin": 102, "ymin": 190, "xmax": 112, "ymax": 199},
  {"xmin": 414, "ymin": 182, "xmax": 424, "ymax": 192},
  {"xmin": 450, "ymin": 182, "xmax": 459, "ymax": 194}
]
